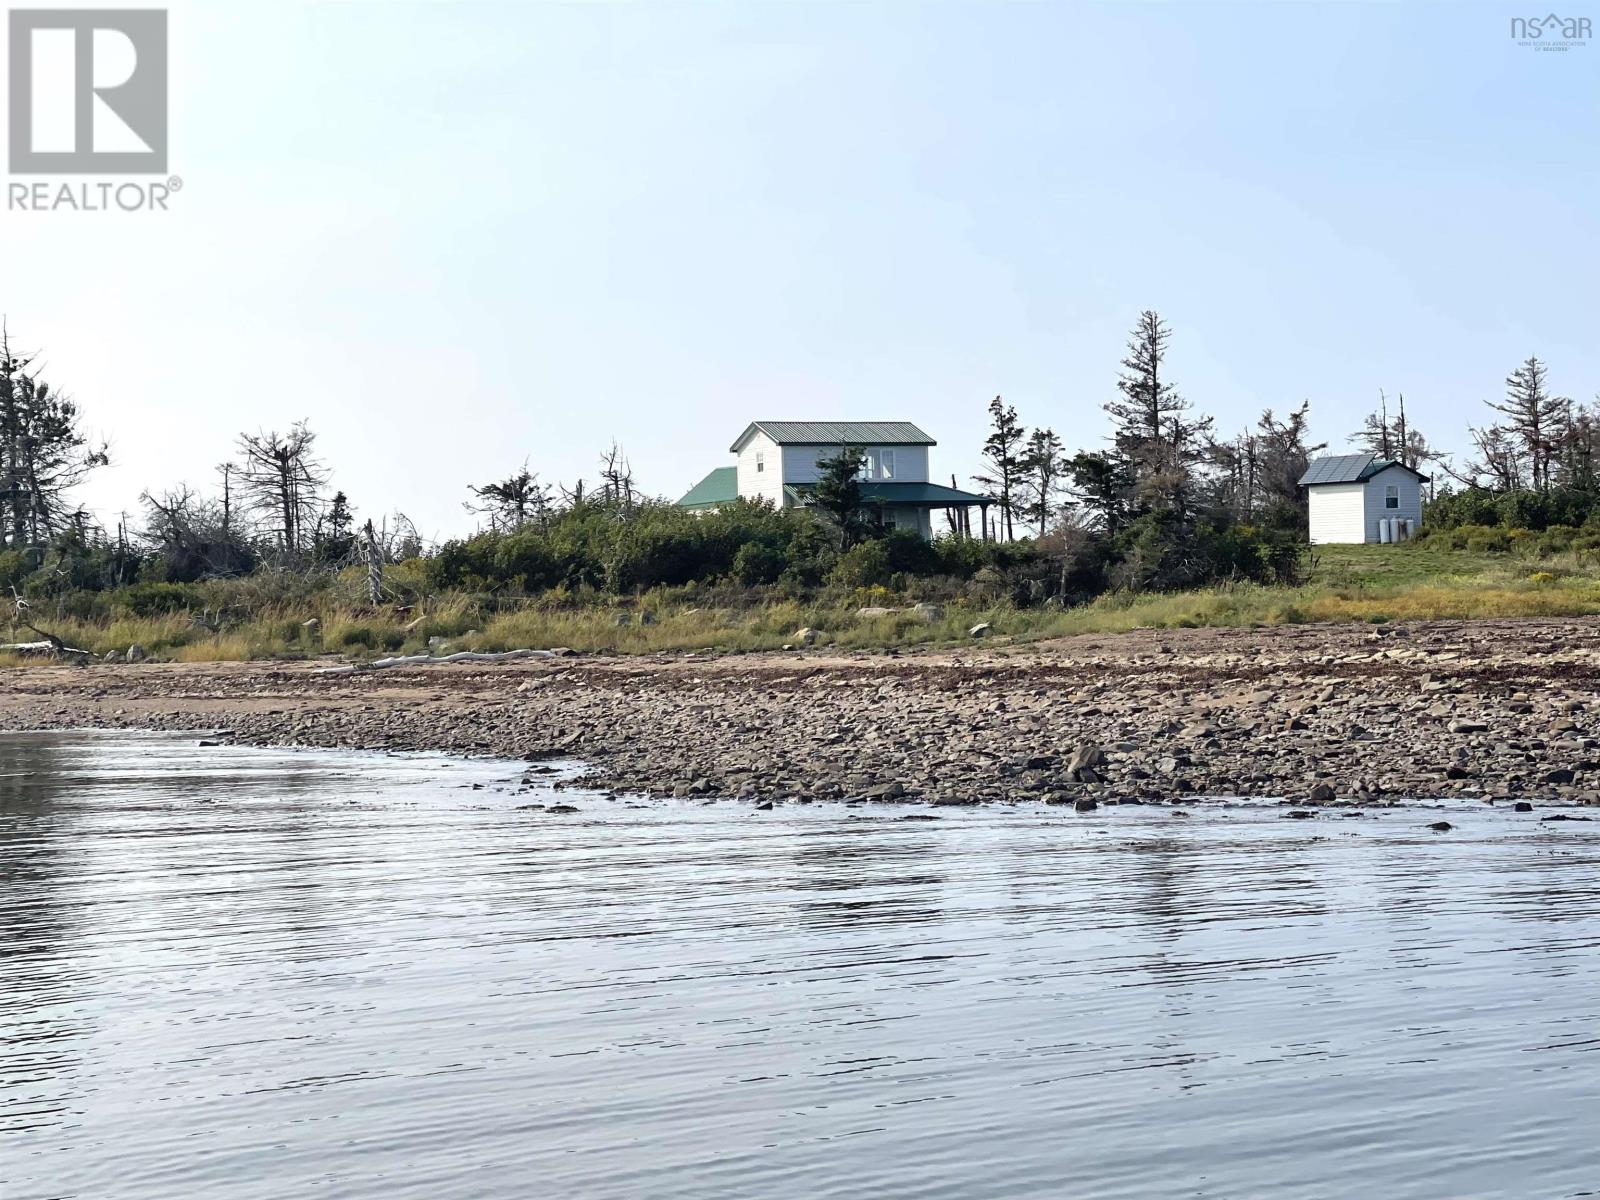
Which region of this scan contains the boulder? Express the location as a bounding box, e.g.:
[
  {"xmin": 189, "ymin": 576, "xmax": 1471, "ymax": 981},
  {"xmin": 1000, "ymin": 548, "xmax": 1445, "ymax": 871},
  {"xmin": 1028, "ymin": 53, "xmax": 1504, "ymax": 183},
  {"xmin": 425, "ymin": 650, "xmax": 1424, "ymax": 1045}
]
[
  {"xmin": 857, "ymin": 606, "xmax": 897, "ymax": 618},
  {"xmin": 1307, "ymin": 782, "xmax": 1337, "ymax": 803},
  {"xmin": 125, "ymin": 643, "xmax": 146, "ymax": 662},
  {"xmin": 912, "ymin": 602, "xmax": 945, "ymax": 622},
  {"xmin": 1067, "ymin": 744, "xmax": 1104, "ymax": 781},
  {"xmin": 794, "ymin": 627, "xmax": 819, "ymax": 647},
  {"xmin": 969, "ymin": 622, "xmax": 993, "ymax": 638}
]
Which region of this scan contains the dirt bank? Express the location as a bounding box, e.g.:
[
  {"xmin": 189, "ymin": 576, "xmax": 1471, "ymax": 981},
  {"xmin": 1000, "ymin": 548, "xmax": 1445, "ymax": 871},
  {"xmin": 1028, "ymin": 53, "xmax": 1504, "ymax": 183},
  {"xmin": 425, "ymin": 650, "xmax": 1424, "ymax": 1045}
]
[{"xmin": 4, "ymin": 617, "xmax": 1599, "ymax": 806}]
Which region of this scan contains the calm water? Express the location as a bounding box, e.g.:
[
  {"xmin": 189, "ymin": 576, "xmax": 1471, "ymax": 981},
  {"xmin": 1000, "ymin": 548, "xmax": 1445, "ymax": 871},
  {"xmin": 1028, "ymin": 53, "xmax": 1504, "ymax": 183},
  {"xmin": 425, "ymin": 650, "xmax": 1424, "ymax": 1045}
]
[{"xmin": 4, "ymin": 731, "xmax": 1600, "ymax": 1199}]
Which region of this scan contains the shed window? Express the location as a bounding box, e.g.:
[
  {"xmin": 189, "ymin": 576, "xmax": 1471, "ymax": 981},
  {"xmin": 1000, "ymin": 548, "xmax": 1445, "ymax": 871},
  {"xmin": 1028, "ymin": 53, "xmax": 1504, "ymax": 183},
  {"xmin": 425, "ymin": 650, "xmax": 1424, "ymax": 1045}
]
[
  {"xmin": 1384, "ymin": 484, "xmax": 1399, "ymax": 510},
  {"xmin": 880, "ymin": 449, "xmax": 895, "ymax": 479},
  {"xmin": 755, "ymin": 451, "xmax": 765, "ymax": 473}
]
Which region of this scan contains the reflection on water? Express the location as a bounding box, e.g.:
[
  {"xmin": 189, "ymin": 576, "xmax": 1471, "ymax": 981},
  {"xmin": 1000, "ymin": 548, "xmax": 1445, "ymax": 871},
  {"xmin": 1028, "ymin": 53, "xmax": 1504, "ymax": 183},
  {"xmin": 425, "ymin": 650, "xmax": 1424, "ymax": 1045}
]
[{"xmin": 4, "ymin": 730, "xmax": 1600, "ymax": 1199}]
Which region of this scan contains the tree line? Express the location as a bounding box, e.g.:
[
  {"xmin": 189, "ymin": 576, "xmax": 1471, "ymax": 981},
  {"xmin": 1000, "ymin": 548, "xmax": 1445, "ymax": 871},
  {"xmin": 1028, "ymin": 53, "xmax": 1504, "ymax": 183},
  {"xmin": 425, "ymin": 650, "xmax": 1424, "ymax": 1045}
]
[{"xmin": 3, "ymin": 312, "xmax": 1597, "ymax": 610}]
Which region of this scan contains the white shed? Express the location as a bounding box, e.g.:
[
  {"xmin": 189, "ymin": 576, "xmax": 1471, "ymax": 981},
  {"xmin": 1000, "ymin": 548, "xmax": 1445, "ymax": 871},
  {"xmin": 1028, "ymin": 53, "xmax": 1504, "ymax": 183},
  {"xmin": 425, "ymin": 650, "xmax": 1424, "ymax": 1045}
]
[{"xmin": 1299, "ymin": 454, "xmax": 1428, "ymax": 545}]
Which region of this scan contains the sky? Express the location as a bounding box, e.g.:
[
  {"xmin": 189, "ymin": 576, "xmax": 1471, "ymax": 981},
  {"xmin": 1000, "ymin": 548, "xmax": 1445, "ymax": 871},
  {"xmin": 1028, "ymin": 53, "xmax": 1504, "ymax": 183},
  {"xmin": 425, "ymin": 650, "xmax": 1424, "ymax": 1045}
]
[{"xmin": 3, "ymin": 0, "xmax": 1598, "ymax": 541}]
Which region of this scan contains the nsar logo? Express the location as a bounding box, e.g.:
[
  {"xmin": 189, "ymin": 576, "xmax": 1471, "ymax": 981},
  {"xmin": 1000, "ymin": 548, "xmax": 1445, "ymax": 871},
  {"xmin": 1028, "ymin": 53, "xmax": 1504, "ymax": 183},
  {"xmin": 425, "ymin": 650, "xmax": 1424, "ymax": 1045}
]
[{"xmin": 1510, "ymin": 12, "xmax": 1592, "ymax": 50}]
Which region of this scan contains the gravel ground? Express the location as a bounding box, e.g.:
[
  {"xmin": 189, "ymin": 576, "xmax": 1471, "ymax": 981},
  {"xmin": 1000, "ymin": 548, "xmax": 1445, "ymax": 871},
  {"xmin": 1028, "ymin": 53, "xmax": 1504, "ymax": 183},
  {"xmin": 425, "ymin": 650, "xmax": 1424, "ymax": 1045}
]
[{"xmin": 4, "ymin": 617, "xmax": 1600, "ymax": 808}]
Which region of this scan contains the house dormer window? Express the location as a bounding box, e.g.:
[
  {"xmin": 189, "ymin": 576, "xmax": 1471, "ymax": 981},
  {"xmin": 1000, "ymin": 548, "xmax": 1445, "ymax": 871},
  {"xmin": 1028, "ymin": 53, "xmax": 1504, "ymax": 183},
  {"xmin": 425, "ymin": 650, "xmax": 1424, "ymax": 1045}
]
[
  {"xmin": 1385, "ymin": 484, "xmax": 1399, "ymax": 510},
  {"xmin": 755, "ymin": 451, "xmax": 765, "ymax": 473},
  {"xmin": 880, "ymin": 449, "xmax": 895, "ymax": 479}
]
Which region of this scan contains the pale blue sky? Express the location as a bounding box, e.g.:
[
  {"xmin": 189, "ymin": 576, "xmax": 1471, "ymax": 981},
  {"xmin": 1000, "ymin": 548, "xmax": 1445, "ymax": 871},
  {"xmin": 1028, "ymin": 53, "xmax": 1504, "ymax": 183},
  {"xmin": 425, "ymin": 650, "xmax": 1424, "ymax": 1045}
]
[{"xmin": 6, "ymin": 1, "xmax": 1597, "ymax": 538}]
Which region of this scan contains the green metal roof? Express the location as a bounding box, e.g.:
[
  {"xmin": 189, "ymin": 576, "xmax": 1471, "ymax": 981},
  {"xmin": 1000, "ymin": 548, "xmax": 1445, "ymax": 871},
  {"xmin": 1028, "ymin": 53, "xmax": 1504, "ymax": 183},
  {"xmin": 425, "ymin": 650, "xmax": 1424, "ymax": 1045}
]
[
  {"xmin": 731, "ymin": 421, "xmax": 935, "ymax": 452},
  {"xmin": 677, "ymin": 466, "xmax": 737, "ymax": 508},
  {"xmin": 787, "ymin": 481, "xmax": 989, "ymax": 507}
]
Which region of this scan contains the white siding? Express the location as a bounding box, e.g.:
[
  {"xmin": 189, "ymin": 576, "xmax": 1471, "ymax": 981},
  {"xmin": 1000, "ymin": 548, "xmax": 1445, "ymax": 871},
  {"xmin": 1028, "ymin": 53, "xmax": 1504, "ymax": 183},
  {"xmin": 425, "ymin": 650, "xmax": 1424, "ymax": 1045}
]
[
  {"xmin": 1308, "ymin": 482, "xmax": 1366, "ymax": 544},
  {"xmin": 735, "ymin": 431, "xmax": 785, "ymax": 508},
  {"xmin": 781, "ymin": 444, "xmax": 930, "ymax": 485},
  {"xmin": 1362, "ymin": 466, "xmax": 1423, "ymax": 541},
  {"xmin": 1308, "ymin": 468, "xmax": 1424, "ymax": 543}
]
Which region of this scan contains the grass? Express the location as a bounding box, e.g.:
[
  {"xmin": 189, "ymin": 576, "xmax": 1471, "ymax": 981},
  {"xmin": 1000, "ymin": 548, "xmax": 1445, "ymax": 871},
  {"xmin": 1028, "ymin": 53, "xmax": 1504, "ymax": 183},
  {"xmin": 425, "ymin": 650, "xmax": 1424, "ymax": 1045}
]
[{"xmin": 7, "ymin": 540, "xmax": 1600, "ymax": 665}]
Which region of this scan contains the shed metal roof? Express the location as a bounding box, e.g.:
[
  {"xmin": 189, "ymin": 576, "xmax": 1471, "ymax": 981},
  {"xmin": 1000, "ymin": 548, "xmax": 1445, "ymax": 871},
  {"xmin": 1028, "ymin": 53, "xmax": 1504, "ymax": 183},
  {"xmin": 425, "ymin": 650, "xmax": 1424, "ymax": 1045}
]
[
  {"xmin": 676, "ymin": 466, "xmax": 737, "ymax": 508},
  {"xmin": 1299, "ymin": 454, "xmax": 1431, "ymax": 486},
  {"xmin": 731, "ymin": 421, "xmax": 935, "ymax": 452},
  {"xmin": 1299, "ymin": 453, "xmax": 1377, "ymax": 486}
]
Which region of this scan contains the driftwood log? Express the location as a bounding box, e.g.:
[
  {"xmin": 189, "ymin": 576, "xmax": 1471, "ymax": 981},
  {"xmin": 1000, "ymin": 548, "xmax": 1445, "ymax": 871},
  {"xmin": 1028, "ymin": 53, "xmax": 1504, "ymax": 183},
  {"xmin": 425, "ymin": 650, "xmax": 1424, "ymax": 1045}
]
[
  {"xmin": 0, "ymin": 638, "xmax": 93, "ymax": 658},
  {"xmin": 312, "ymin": 648, "xmax": 558, "ymax": 676}
]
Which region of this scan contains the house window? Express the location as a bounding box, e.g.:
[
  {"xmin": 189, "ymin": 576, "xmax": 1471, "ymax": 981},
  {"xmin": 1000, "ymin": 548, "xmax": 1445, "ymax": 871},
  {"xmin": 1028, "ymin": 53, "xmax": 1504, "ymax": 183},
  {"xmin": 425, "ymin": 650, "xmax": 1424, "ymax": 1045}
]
[
  {"xmin": 1385, "ymin": 484, "xmax": 1399, "ymax": 510},
  {"xmin": 755, "ymin": 451, "xmax": 764, "ymax": 473},
  {"xmin": 858, "ymin": 452, "xmax": 874, "ymax": 479},
  {"xmin": 880, "ymin": 449, "xmax": 895, "ymax": 480}
]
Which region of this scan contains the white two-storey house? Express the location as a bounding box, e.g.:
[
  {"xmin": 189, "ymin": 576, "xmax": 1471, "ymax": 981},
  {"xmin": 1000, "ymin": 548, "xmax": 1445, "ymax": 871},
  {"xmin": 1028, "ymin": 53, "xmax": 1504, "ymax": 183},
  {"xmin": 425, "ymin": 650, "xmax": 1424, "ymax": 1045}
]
[{"xmin": 678, "ymin": 421, "xmax": 989, "ymax": 539}]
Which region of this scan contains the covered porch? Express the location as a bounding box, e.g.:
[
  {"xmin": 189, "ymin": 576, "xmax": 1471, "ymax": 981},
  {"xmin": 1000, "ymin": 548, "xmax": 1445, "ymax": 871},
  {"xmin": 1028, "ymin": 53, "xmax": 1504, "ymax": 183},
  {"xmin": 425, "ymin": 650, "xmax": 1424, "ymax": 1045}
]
[{"xmin": 787, "ymin": 481, "xmax": 993, "ymax": 540}]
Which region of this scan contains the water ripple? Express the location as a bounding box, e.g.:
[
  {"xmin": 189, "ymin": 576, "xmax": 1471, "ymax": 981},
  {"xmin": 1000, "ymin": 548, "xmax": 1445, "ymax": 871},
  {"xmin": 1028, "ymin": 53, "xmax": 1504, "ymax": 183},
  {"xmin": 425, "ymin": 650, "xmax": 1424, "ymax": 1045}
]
[{"xmin": 4, "ymin": 730, "xmax": 1600, "ymax": 1199}]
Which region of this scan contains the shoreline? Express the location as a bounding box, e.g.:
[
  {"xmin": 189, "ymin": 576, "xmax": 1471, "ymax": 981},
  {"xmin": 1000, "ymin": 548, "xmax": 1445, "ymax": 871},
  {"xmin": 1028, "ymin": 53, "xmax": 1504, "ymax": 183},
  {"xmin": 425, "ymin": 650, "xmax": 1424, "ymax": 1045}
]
[{"xmin": 4, "ymin": 616, "xmax": 1600, "ymax": 807}]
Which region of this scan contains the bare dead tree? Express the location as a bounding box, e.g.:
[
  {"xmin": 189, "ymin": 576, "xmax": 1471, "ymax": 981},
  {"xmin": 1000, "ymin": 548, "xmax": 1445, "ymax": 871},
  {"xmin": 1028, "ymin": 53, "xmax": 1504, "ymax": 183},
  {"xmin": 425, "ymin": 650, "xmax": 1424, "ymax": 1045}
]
[
  {"xmin": 138, "ymin": 484, "xmax": 254, "ymax": 579},
  {"xmin": 598, "ymin": 442, "xmax": 635, "ymax": 512},
  {"xmin": 235, "ymin": 421, "xmax": 328, "ymax": 555}
]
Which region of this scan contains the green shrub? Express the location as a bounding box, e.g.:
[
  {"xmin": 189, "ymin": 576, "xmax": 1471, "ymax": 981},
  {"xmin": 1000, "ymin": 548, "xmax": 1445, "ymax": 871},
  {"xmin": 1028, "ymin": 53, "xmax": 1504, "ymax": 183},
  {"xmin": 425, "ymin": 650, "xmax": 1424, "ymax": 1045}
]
[
  {"xmin": 830, "ymin": 541, "xmax": 893, "ymax": 588},
  {"xmin": 732, "ymin": 541, "xmax": 784, "ymax": 586},
  {"xmin": 1464, "ymin": 528, "xmax": 1511, "ymax": 553},
  {"xmin": 116, "ymin": 581, "xmax": 204, "ymax": 616}
]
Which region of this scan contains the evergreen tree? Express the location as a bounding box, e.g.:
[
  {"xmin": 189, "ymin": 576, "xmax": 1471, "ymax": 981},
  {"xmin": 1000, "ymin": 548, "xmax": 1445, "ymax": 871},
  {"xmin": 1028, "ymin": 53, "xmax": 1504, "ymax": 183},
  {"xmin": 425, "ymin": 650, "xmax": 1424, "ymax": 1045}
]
[
  {"xmin": 1559, "ymin": 400, "xmax": 1600, "ymax": 491},
  {"xmin": 811, "ymin": 446, "xmax": 868, "ymax": 549},
  {"xmin": 0, "ymin": 327, "xmax": 107, "ymax": 552},
  {"xmin": 1104, "ymin": 311, "xmax": 1211, "ymax": 517},
  {"xmin": 1486, "ymin": 357, "xmax": 1567, "ymax": 491},
  {"xmin": 1253, "ymin": 402, "xmax": 1325, "ymax": 522},
  {"xmin": 317, "ymin": 490, "xmax": 356, "ymax": 561},
  {"xmin": 467, "ymin": 464, "xmax": 552, "ymax": 531},
  {"xmin": 972, "ymin": 395, "xmax": 1024, "ymax": 540},
  {"xmin": 1067, "ymin": 450, "xmax": 1135, "ymax": 534},
  {"xmin": 1018, "ymin": 427, "xmax": 1067, "ymax": 537}
]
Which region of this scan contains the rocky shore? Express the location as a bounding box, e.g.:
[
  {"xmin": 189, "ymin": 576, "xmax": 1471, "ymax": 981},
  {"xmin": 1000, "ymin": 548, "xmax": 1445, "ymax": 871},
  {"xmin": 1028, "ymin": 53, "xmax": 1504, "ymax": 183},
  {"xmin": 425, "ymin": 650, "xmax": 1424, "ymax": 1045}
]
[{"xmin": 5, "ymin": 616, "xmax": 1600, "ymax": 808}]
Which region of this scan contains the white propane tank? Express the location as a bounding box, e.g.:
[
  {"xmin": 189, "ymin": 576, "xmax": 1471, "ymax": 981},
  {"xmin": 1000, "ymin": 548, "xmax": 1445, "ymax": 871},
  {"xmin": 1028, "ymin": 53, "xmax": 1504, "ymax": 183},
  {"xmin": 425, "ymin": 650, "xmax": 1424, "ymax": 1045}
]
[{"xmin": 1379, "ymin": 518, "xmax": 1392, "ymax": 544}]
